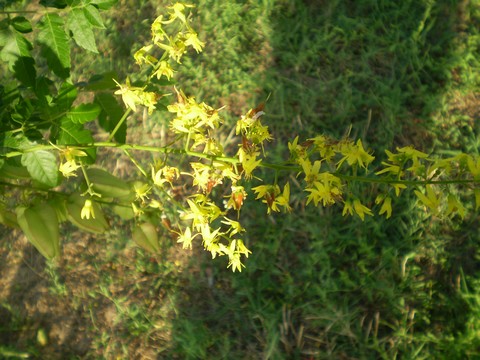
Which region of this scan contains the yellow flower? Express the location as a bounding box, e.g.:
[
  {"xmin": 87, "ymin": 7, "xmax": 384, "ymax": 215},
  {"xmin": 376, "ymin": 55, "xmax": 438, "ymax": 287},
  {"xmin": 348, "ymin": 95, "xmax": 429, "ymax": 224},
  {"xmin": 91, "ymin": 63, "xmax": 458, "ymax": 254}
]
[
  {"xmin": 138, "ymin": 91, "xmax": 158, "ymax": 115},
  {"xmin": 59, "ymin": 160, "xmax": 81, "ymax": 178},
  {"xmin": 235, "ymin": 240, "xmax": 251, "ymax": 258},
  {"xmin": 376, "ymin": 195, "xmax": 392, "ymax": 219},
  {"xmin": 133, "ymin": 45, "xmax": 157, "ymax": 66},
  {"xmin": 226, "ymin": 186, "xmax": 247, "ymax": 211},
  {"xmin": 446, "ymin": 194, "xmax": 466, "ymax": 219},
  {"xmin": 133, "ymin": 182, "xmax": 151, "ymax": 202},
  {"xmin": 156, "ymin": 61, "xmax": 175, "ymax": 80},
  {"xmin": 167, "ymin": 41, "xmax": 187, "ymax": 63},
  {"xmin": 276, "ymin": 182, "xmax": 292, "ymax": 213},
  {"xmin": 228, "ymin": 252, "xmax": 244, "ymax": 272},
  {"xmin": 148, "ymin": 200, "xmax": 163, "ymax": 209},
  {"xmin": 151, "ymin": 16, "xmax": 167, "ymax": 43},
  {"xmin": 305, "ymin": 173, "xmax": 342, "ymax": 207},
  {"xmin": 414, "ymin": 185, "xmax": 440, "ymax": 214},
  {"xmin": 337, "ymin": 139, "xmax": 375, "ymax": 170},
  {"xmin": 181, "ymin": 199, "xmax": 207, "ymax": 230},
  {"xmin": 397, "ymin": 146, "xmax": 429, "ymax": 161},
  {"xmin": 342, "ymin": 200, "xmax": 354, "ymax": 217},
  {"xmin": 221, "ymin": 240, "xmax": 245, "ymax": 272},
  {"xmin": 131, "ymin": 203, "xmax": 143, "ymax": 216},
  {"xmin": 176, "ymin": 227, "xmax": 195, "ymax": 250},
  {"xmin": 252, "ymin": 184, "xmax": 281, "ymax": 213},
  {"xmin": 375, "ymin": 162, "xmax": 402, "ymax": 176},
  {"xmin": 184, "ymin": 30, "xmax": 204, "ymax": 53},
  {"xmin": 288, "ymin": 136, "xmax": 302, "ymax": 160},
  {"xmin": 189, "ymin": 162, "xmax": 221, "ymax": 193},
  {"xmin": 81, "ymin": 199, "xmax": 95, "ymax": 219},
  {"xmin": 391, "ymin": 183, "xmax": 407, "ymax": 197},
  {"xmin": 163, "ymin": 3, "xmax": 194, "ymax": 24},
  {"xmin": 200, "ymin": 223, "xmax": 221, "ymax": 250},
  {"xmin": 182, "ymin": 197, "xmax": 222, "ymax": 231},
  {"xmin": 152, "ymin": 165, "xmax": 179, "ymax": 187},
  {"xmin": 114, "ymin": 78, "xmax": 141, "ymax": 112},
  {"xmin": 239, "ymin": 150, "xmax": 262, "ymax": 179},
  {"xmin": 353, "ymin": 199, "xmax": 373, "ymax": 221},
  {"xmin": 62, "ymin": 147, "xmax": 87, "ymax": 162},
  {"xmin": 299, "ymin": 158, "xmax": 322, "ymax": 185},
  {"xmin": 310, "ymin": 135, "xmax": 336, "ymax": 162},
  {"xmin": 221, "ymin": 217, "xmax": 245, "ymax": 237},
  {"xmin": 114, "ymin": 78, "xmax": 157, "ymax": 113},
  {"xmin": 252, "ymin": 184, "xmax": 276, "ymax": 199}
]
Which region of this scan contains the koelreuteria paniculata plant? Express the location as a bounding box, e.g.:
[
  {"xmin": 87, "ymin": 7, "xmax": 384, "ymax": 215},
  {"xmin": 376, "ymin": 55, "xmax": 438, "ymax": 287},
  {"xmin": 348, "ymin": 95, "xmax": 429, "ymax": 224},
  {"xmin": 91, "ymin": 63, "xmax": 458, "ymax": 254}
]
[{"xmin": 0, "ymin": 2, "xmax": 478, "ymax": 271}]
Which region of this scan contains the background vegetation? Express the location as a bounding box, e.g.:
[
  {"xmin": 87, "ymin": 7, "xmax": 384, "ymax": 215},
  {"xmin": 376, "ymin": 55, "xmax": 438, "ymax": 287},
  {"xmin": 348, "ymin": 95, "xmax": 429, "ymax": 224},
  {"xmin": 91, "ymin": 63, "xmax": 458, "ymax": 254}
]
[{"xmin": 1, "ymin": 0, "xmax": 479, "ymax": 359}]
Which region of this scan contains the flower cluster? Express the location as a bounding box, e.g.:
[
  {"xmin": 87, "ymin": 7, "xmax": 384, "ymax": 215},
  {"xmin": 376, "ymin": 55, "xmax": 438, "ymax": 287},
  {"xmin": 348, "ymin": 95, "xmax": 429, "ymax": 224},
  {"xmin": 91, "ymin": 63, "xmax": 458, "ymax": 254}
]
[
  {"xmin": 287, "ymin": 134, "xmax": 479, "ymax": 221},
  {"xmin": 114, "ymin": 2, "xmax": 204, "ymax": 114},
  {"xmin": 58, "ymin": 147, "xmax": 87, "ymax": 178},
  {"xmin": 287, "ymin": 135, "xmax": 376, "ymax": 219},
  {"xmin": 107, "ymin": 3, "xmax": 479, "ymax": 272},
  {"xmin": 235, "ymin": 105, "xmax": 272, "ymax": 179},
  {"xmin": 168, "ymin": 88, "xmax": 223, "ymax": 139}
]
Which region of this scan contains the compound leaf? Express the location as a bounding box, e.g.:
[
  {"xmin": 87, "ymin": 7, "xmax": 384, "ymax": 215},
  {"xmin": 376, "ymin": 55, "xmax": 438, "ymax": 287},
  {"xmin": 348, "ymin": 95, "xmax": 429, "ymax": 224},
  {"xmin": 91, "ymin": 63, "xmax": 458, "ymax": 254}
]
[{"xmin": 38, "ymin": 13, "xmax": 70, "ymax": 78}]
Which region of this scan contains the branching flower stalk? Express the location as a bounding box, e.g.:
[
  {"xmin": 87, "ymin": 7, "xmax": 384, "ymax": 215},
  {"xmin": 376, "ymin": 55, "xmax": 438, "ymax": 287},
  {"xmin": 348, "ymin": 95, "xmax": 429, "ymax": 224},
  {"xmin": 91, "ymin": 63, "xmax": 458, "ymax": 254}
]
[{"xmin": 1, "ymin": 2, "xmax": 478, "ymax": 271}]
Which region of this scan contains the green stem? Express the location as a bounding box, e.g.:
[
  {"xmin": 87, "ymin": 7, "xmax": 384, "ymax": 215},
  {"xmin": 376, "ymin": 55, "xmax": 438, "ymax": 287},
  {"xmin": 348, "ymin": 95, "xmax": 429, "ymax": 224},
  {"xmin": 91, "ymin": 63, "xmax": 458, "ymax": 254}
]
[
  {"xmin": 0, "ymin": 180, "xmax": 67, "ymax": 196},
  {"xmin": 123, "ymin": 149, "xmax": 148, "ymax": 177},
  {"xmin": 108, "ymin": 108, "xmax": 132, "ymax": 142},
  {"xmin": 1, "ymin": 10, "xmax": 41, "ymax": 14},
  {"xmin": 7, "ymin": 143, "xmax": 480, "ymax": 187},
  {"xmin": 334, "ymin": 174, "xmax": 479, "ymax": 186}
]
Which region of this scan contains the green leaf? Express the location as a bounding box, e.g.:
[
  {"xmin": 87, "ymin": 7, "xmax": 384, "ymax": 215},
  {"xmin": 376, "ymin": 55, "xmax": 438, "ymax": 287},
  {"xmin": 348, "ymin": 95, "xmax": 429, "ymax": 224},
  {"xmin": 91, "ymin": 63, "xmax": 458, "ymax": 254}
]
[
  {"xmin": 2, "ymin": 131, "xmax": 30, "ymax": 150},
  {"xmin": 55, "ymin": 81, "xmax": 78, "ymax": 113},
  {"xmin": 38, "ymin": 13, "xmax": 71, "ymax": 79},
  {"xmin": 67, "ymin": 8, "xmax": 98, "ymax": 53},
  {"xmin": 67, "ymin": 103, "xmax": 101, "ymax": 124},
  {"xmin": 0, "ymin": 31, "xmax": 36, "ymax": 87},
  {"xmin": 90, "ymin": 0, "xmax": 118, "ymax": 10},
  {"xmin": 95, "ymin": 93, "xmax": 126, "ymax": 143},
  {"xmin": 83, "ymin": 4, "xmax": 105, "ymax": 28},
  {"xmin": 13, "ymin": 56, "xmax": 36, "ymax": 87},
  {"xmin": 35, "ymin": 76, "xmax": 55, "ymax": 105},
  {"xmin": 2, "ymin": 31, "xmax": 32, "ymax": 57},
  {"xmin": 65, "ymin": 0, "xmax": 83, "ymax": 6},
  {"xmin": 40, "ymin": 0, "xmax": 68, "ymax": 8},
  {"xmin": 0, "ymin": 20, "xmax": 10, "ymax": 47},
  {"xmin": 0, "ymin": 163, "xmax": 32, "ymax": 180},
  {"xmin": 132, "ymin": 222, "xmax": 160, "ymax": 253},
  {"xmin": 37, "ymin": 80, "xmax": 78, "ymax": 123},
  {"xmin": 84, "ymin": 71, "xmax": 117, "ymax": 90},
  {"xmin": 21, "ymin": 150, "xmax": 59, "ymax": 188},
  {"xmin": 11, "ymin": 17, "xmax": 32, "ymax": 33},
  {"xmin": 57, "ymin": 118, "xmax": 96, "ymax": 163},
  {"xmin": 16, "ymin": 204, "xmax": 60, "ymax": 259}
]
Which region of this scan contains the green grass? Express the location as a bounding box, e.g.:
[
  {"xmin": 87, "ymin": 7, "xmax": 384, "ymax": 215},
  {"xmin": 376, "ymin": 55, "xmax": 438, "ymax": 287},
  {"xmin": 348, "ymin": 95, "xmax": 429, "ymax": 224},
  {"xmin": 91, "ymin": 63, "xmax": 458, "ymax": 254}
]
[{"xmin": 1, "ymin": 0, "xmax": 479, "ymax": 359}]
